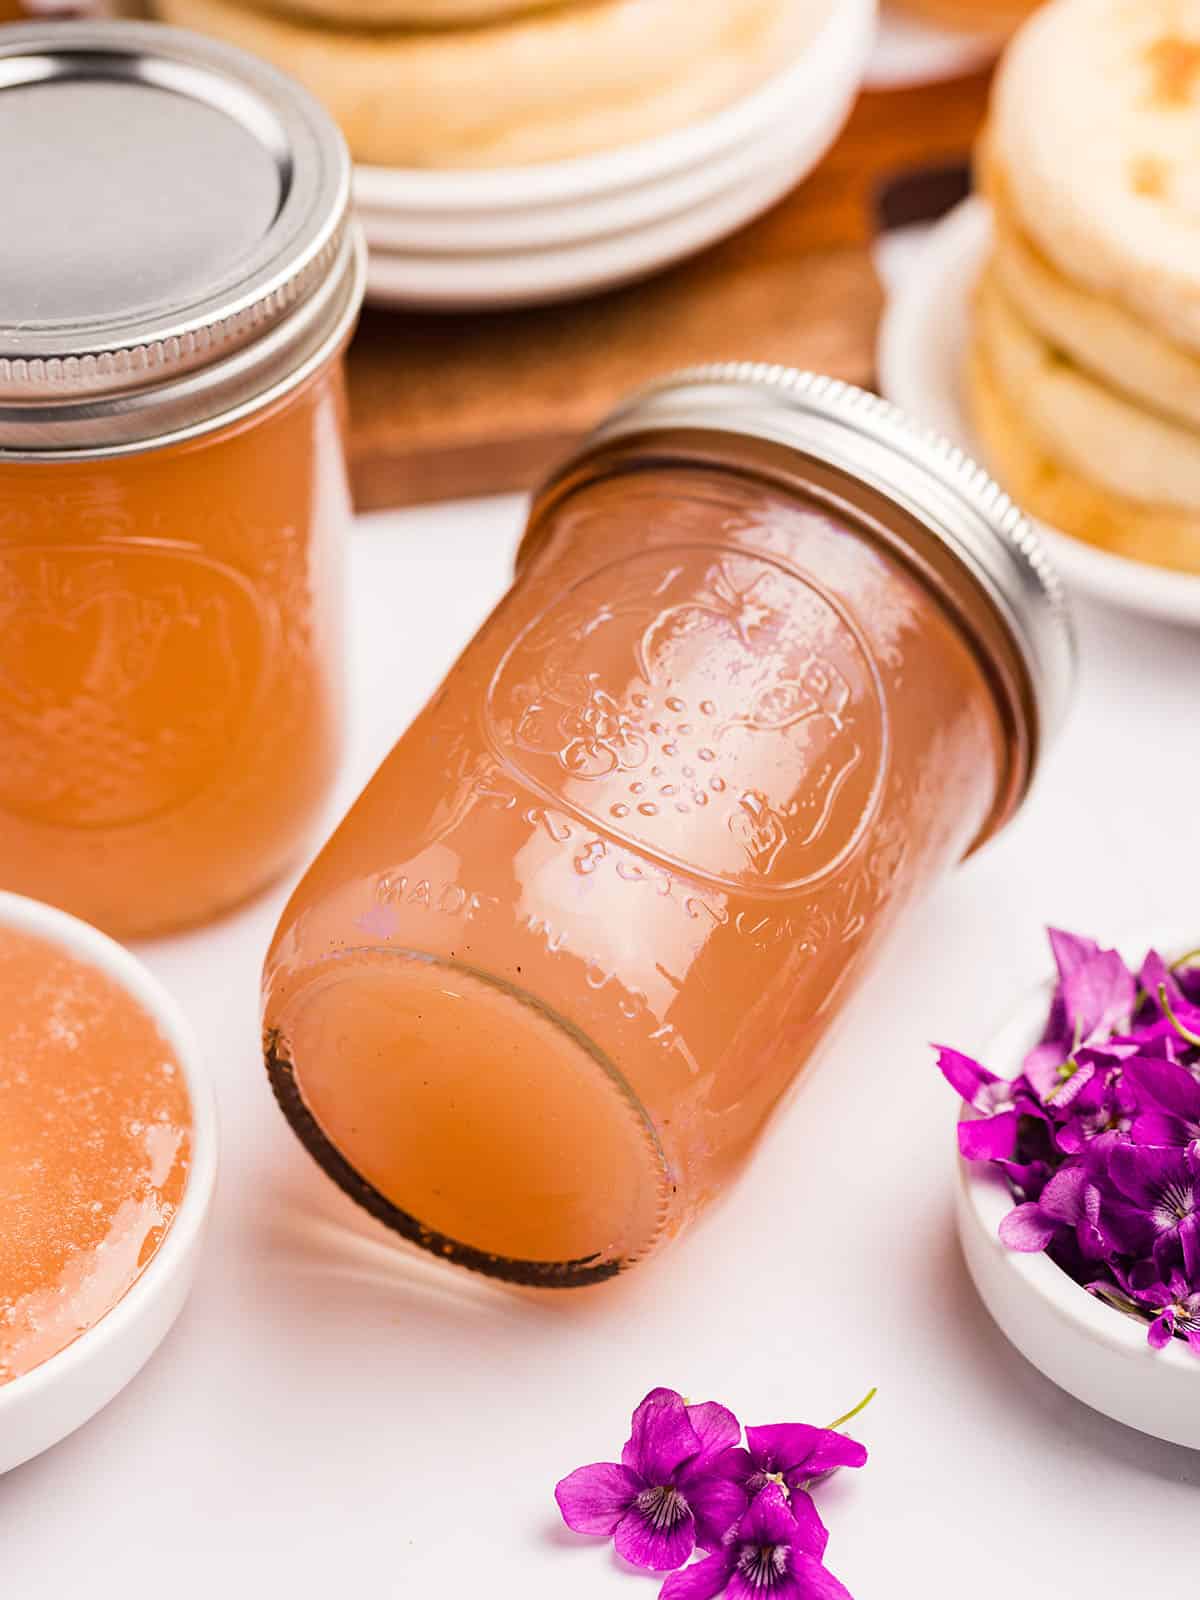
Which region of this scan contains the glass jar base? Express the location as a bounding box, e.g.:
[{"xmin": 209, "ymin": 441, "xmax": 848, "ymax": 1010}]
[{"xmin": 263, "ymin": 948, "xmax": 670, "ymax": 1288}]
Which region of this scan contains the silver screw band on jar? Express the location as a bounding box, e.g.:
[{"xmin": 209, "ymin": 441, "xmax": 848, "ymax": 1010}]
[{"xmin": 0, "ymin": 20, "xmax": 365, "ymax": 458}]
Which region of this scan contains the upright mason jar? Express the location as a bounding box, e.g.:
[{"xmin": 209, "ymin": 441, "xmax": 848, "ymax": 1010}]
[
  {"xmin": 0, "ymin": 22, "xmax": 364, "ymax": 939},
  {"xmin": 263, "ymin": 368, "xmax": 1073, "ymax": 1287}
]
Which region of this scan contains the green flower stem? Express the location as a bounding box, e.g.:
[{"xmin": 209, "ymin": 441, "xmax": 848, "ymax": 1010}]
[
  {"xmin": 1134, "ymin": 946, "xmax": 1200, "ymax": 1015},
  {"xmin": 824, "ymin": 1387, "xmax": 877, "ymax": 1434},
  {"xmin": 1159, "ymin": 984, "xmax": 1200, "ymax": 1049}
]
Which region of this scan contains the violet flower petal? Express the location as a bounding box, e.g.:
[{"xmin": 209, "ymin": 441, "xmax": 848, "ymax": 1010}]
[
  {"xmin": 1043, "ymin": 1058, "xmax": 1097, "ymax": 1111},
  {"xmin": 935, "ymin": 1045, "xmax": 1001, "ymax": 1105},
  {"xmin": 1129, "ymin": 1110, "xmax": 1195, "ymax": 1149},
  {"xmin": 783, "ymin": 1489, "xmax": 830, "ymax": 1561},
  {"xmin": 678, "ymin": 1469, "xmax": 749, "ymax": 1556},
  {"xmin": 1075, "ymin": 1181, "xmax": 1115, "ymax": 1260},
  {"xmin": 733, "ymin": 1484, "xmax": 802, "ymax": 1546},
  {"xmin": 1062, "ymin": 950, "xmax": 1136, "ymax": 1044},
  {"xmin": 1024, "ymin": 1040, "xmax": 1072, "ymax": 1097},
  {"xmin": 999, "ymin": 1202, "xmax": 1057, "ymax": 1252},
  {"xmin": 743, "ymin": 1423, "xmax": 867, "ymax": 1483},
  {"xmin": 623, "ymin": 1389, "xmax": 703, "ymax": 1481},
  {"xmin": 1107, "ymin": 1143, "xmax": 1190, "ymax": 1208},
  {"xmin": 1181, "ymin": 1214, "xmax": 1200, "ymax": 1278},
  {"xmin": 1048, "ymin": 928, "xmax": 1102, "ymax": 982},
  {"xmin": 1100, "ymin": 1196, "xmax": 1156, "ymax": 1259},
  {"xmin": 1127, "ymin": 1260, "xmax": 1169, "ymax": 1297},
  {"xmin": 957, "ymin": 1110, "xmax": 1019, "ymax": 1162},
  {"xmin": 786, "ymin": 1553, "xmax": 856, "ymax": 1600},
  {"xmin": 660, "ymin": 1554, "xmax": 733, "ymax": 1600},
  {"xmin": 614, "ymin": 1499, "xmax": 697, "ymax": 1572},
  {"xmin": 684, "ymin": 1401, "xmax": 742, "ymax": 1459},
  {"xmin": 1024, "ymin": 930, "xmax": 1103, "ymax": 1081},
  {"xmin": 1147, "ymin": 1310, "xmax": 1175, "ymax": 1351},
  {"xmin": 1138, "ymin": 952, "xmax": 1200, "ymax": 1035},
  {"xmin": 1037, "ymin": 1164, "xmax": 1089, "ymax": 1222},
  {"xmin": 1126, "ymin": 1056, "xmax": 1200, "ymax": 1115},
  {"xmin": 726, "ymin": 1554, "xmax": 854, "ymax": 1600},
  {"xmin": 996, "ymin": 1158, "xmax": 1051, "ymax": 1201},
  {"xmin": 555, "ymin": 1462, "xmax": 641, "ymax": 1536}
]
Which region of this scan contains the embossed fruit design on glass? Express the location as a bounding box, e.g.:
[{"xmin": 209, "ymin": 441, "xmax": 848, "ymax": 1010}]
[
  {"xmin": 0, "ymin": 385, "xmax": 352, "ymax": 937},
  {"xmin": 262, "ymin": 370, "xmax": 1072, "ymax": 1287},
  {"xmin": 0, "ymin": 24, "xmax": 363, "ymax": 937}
]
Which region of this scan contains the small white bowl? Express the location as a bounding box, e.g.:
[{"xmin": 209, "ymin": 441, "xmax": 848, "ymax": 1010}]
[
  {"xmin": 956, "ymin": 963, "xmax": 1200, "ymax": 1450},
  {"xmin": 878, "ymin": 196, "xmax": 1200, "ymax": 627},
  {"xmin": 0, "ymin": 892, "xmax": 217, "ymax": 1476}
]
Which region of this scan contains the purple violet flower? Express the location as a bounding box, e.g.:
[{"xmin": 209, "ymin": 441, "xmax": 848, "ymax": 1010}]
[
  {"xmin": 1053, "ymin": 1056, "xmax": 1138, "ymax": 1154},
  {"xmin": 659, "ymin": 1485, "xmax": 852, "ymax": 1600},
  {"xmin": 1023, "ymin": 932, "xmax": 1136, "ymax": 1096},
  {"xmin": 940, "ymin": 930, "xmax": 1200, "ymax": 1358},
  {"xmin": 935, "ymin": 1046, "xmax": 1044, "ymax": 1162},
  {"xmin": 730, "ymin": 1422, "xmax": 867, "ymax": 1505},
  {"xmin": 1104, "ymin": 1144, "xmax": 1200, "ymax": 1276},
  {"xmin": 1090, "ymin": 1262, "xmax": 1200, "ymax": 1353},
  {"xmin": 998, "ymin": 1162, "xmax": 1112, "ymax": 1258},
  {"xmin": 1125, "ymin": 1056, "xmax": 1200, "ymax": 1151},
  {"xmin": 555, "ymin": 1388, "xmax": 747, "ymax": 1571},
  {"xmin": 1129, "ymin": 1266, "xmax": 1200, "ymax": 1352}
]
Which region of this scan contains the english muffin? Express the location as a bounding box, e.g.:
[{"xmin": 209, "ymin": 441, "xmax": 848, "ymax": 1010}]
[
  {"xmin": 974, "ymin": 268, "xmax": 1200, "ymax": 512},
  {"xmin": 984, "ymin": 173, "xmax": 1200, "ymax": 433},
  {"xmin": 158, "ymin": 0, "xmax": 820, "ymax": 169},
  {"xmin": 244, "ymin": 0, "xmax": 561, "ymax": 27},
  {"xmin": 990, "ymin": 0, "xmax": 1200, "ymax": 354},
  {"xmin": 968, "ymin": 334, "xmax": 1200, "ymax": 574}
]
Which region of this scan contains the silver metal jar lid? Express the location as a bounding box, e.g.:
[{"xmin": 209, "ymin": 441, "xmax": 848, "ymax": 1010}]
[
  {"xmin": 575, "ymin": 363, "xmax": 1075, "ymax": 768},
  {"xmin": 0, "ymin": 20, "xmax": 365, "ymax": 459}
]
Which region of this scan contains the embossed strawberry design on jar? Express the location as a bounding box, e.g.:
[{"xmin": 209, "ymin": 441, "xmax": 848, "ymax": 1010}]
[
  {"xmin": 0, "ymin": 545, "xmax": 264, "ymax": 828},
  {"xmin": 491, "ymin": 548, "xmax": 885, "ymax": 893}
]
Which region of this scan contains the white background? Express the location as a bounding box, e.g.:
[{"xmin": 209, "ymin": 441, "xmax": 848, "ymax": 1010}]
[
  {"xmin": 4, "ymin": 139, "xmax": 1199, "ymax": 1600},
  {"xmin": 5, "ymin": 492, "xmax": 1199, "ymax": 1597}
]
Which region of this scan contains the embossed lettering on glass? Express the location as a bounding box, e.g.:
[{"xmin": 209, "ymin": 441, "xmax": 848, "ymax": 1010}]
[
  {"xmin": 262, "ymin": 368, "xmax": 1073, "ymax": 1287},
  {"xmin": 0, "ymin": 23, "xmax": 364, "ymax": 937}
]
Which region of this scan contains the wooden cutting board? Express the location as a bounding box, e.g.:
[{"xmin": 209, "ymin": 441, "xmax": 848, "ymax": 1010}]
[{"xmin": 346, "ymin": 66, "xmax": 992, "ymax": 511}]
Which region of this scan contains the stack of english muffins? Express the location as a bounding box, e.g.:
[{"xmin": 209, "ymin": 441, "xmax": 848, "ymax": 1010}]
[
  {"xmin": 969, "ymin": 0, "xmax": 1200, "ymax": 573},
  {"xmin": 155, "ymin": 0, "xmax": 817, "ymax": 169}
]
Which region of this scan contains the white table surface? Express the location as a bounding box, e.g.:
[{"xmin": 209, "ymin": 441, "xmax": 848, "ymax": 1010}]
[{"xmin": 6, "ymin": 315, "xmax": 1200, "ymax": 1592}]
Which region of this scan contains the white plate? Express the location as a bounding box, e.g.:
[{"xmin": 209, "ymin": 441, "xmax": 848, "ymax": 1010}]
[
  {"xmin": 865, "ymin": 7, "xmax": 998, "ymax": 89},
  {"xmin": 352, "ymin": 0, "xmax": 876, "ymax": 220},
  {"xmin": 0, "ymin": 893, "xmax": 217, "ymax": 1475},
  {"xmin": 357, "ymin": 111, "xmax": 815, "ymax": 256},
  {"xmin": 957, "ymin": 941, "xmax": 1200, "ymax": 1450},
  {"xmin": 363, "ymin": 147, "xmax": 812, "ymax": 310},
  {"xmin": 878, "ymin": 198, "xmax": 1200, "ymax": 627}
]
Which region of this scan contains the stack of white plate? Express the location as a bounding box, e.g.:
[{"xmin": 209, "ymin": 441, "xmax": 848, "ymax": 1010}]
[
  {"xmin": 866, "ymin": 5, "xmax": 1000, "ymax": 89},
  {"xmin": 354, "ymin": 0, "xmax": 877, "ymax": 311}
]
